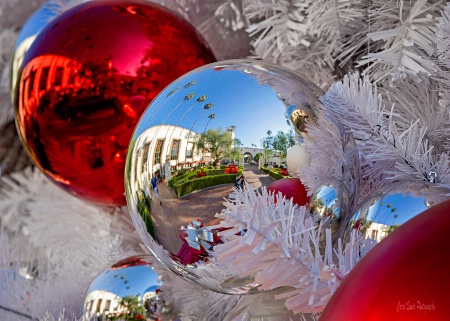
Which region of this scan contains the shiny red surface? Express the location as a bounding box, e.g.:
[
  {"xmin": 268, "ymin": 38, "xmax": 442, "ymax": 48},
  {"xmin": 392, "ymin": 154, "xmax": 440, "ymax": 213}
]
[
  {"xmin": 267, "ymin": 178, "xmax": 309, "ymax": 207},
  {"xmin": 320, "ymin": 198, "xmax": 450, "ymax": 321},
  {"xmin": 15, "ymin": 0, "xmax": 215, "ymax": 206}
]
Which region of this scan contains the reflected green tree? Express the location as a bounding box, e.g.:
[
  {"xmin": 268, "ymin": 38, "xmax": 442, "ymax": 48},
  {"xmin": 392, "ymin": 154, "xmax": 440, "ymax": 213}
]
[
  {"xmin": 384, "ymin": 224, "xmax": 400, "ymax": 235},
  {"xmin": 261, "ymin": 130, "xmax": 274, "ymax": 162},
  {"xmin": 225, "ymin": 146, "xmax": 242, "ymax": 164},
  {"xmin": 195, "ymin": 128, "xmax": 233, "ymax": 167},
  {"xmin": 272, "ymin": 130, "xmax": 295, "ymax": 158},
  {"xmin": 101, "ymin": 295, "xmax": 145, "ymax": 321},
  {"xmin": 254, "ymin": 152, "xmax": 263, "ymax": 163},
  {"xmin": 234, "ymin": 138, "xmax": 242, "ymax": 148}
]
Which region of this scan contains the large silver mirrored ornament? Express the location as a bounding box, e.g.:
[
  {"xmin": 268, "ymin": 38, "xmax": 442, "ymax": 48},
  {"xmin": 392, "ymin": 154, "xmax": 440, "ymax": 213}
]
[
  {"xmin": 125, "ymin": 59, "xmax": 324, "ymax": 294},
  {"xmin": 83, "ymin": 256, "xmax": 176, "ymax": 321},
  {"xmin": 344, "ymin": 181, "xmax": 449, "ymax": 249}
]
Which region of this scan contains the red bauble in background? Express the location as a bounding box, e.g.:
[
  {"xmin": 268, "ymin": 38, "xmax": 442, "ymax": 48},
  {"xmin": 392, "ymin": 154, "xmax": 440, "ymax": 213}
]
[
  {"xmin": 14, "ymin": 0, "xmax": 216, "ymax": 205},
  {"xmin": 320, "ymin": 198, "xmax": 450, "ymax": 321},
  {"xmin": 267, "ymin": 178, "xmax": 309, "ymax": 207}
]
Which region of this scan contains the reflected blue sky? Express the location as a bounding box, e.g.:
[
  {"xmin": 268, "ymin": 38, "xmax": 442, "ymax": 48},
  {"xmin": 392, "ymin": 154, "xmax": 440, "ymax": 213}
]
[
  {"xmin": 316, "ymin": 186, "xmax": 337, "ymax": 207},
  {"xmin": 15, "ymin": 3, "xmax": 55, "ymax": 48},
  {"xmin": 133, "ymin": 68, "xmax": 291, "ymax": 147},
  {"xmin": 363, "ymin": 193, "xmax": 428, "ymax": 226},
  {"xmin": 87, "ymin": 264, "xmax": 161, "ymax": 298}
]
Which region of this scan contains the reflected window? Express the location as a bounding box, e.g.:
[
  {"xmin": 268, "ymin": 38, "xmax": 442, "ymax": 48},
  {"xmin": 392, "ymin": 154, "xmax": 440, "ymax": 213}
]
[
  {"xmin": 39, "ymin": 67, "xmax": 50, "ymax": 91},
  {"xmin": 96, "ymin": 299, "xmax": 102, "ymax": 312},
  {"xmin": 68, "ymin": 69, "xmax": 76, "ymax": 84},
  {"xmin": 87, "ymin": 300, "xmax": 93, "ymax": 313},
  {"xmin": 154, "ymin": 139, "xmax": 164, "ymax": 164},
  {"xmin": 142, "ymin": 142, "xmax": 151, "ymax": 170},
  {"xmin": 170, "ymin": 139, "xmax": 180, "ymax": 160},
  {"xmin": 53, "ymin": 67, "xmax": 64, "ymax": 86},
  {"xmin": 186, "ymin": 143, "xmax": 193, "ymax": 158},
  {"xmin": 371, "ymin": 230, "xmax": 378, "ymax": 239},
  {"xmin": 28, "ymin": 70, "xmax": 37, "ymax": 98}
]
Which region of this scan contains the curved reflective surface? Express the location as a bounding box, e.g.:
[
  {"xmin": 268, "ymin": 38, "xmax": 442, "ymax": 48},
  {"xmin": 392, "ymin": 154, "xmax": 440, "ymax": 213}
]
[
  {"xmin": 11, "ymin": 0, "xmax": 58, "ymax": 97},
  {"xmin": 345, "ymin": 181, "xmax": 449, "ymax": 246},
  {"xmin": 83, "ymin": 255, "xmax": 177, "ymax": 321},
  {"xmin": 125, "ymin": 60, "xmax": 324, "ymax": 294},
  {"xmin": 15, "ymin": 0, "xmax": 215, "ymax": 205},
  {"xmin": 310, "ymin": 183, "xmax": 349, "ymax": 244}
]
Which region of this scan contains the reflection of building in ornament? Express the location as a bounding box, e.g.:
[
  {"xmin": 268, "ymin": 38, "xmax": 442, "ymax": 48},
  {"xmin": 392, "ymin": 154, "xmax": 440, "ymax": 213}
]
[
  {"xmin": 18, "ymin": 54, "xmax": 157, "ymax": 126},
  {"xmin": 11, "ymin": 35, "xmax": 37, "ymax": 97},
  {"xmin": 18, "ymin": 54, "xmax": 82, "ymax": 126},
  {"xmin": 143, "ymin": 286, "xmax": 159, "ymax": 302},
  {"xmin": 240, "ymin": 147, "xmax": 282, "ymax": 165},
  {"xmin": 130, "ymin": 125, "xmax": 206, "ymax": 193},
  {"xmin": 84, "ymin": 288, "xmax": 160, "ymax": 321},
  {"xmin": 365, "ymin": 222, "xmax": 389, "ymax": 242},
  {"xmin": 83, "ymin": 290, "xmax": 122, "ymax": 320}
]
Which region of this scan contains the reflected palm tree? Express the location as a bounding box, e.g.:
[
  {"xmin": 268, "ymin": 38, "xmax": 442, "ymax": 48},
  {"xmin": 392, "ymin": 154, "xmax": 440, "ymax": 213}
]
[
  {"xmin": 184, "ymin": 80, "xmax": 197, "ymax": 88},
  {"xmin": 182, "ymin": 101, "xmax": 214, "ymax": 163},
  {"xmin": 204, "ymin": 113, "xmax": 216, "ymax": 132},
  {"xmin": 143, "ymin": 93, "xmax": 192, "ymax": 169},
  {"xmin": 164, "ymin": 93, "xmax": 208, "ymax": 158}
]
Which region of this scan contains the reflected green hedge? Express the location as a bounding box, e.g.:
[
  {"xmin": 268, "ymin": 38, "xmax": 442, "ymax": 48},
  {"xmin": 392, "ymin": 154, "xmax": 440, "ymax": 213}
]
[
  {"xmin": 136, "ymin": 193, "xmax": 155, "ymax": 238},
  {"xmin": 169, "ymin": 166, "xmax": 244, "ymax": 190},
  {"xmin": 260, "ymin": 167, "xmax": 284, "ymax": 180},
  {"xmin": 173, "ymin": 174, "xmax": 238, "ymax": 197}
]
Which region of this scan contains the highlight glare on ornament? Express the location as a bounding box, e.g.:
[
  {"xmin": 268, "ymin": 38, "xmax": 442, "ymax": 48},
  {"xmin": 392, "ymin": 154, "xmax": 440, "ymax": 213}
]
[
  {"xmin": 83, "ymin": 256, "xmax": 176, "ymax": 321},
  {"xmin": 14, "ymin": 0, "xmax": 215, "ymax": 206},
  {"xmin": 125, "ymin": 59, "xmax": 324, "ymax": 294}
]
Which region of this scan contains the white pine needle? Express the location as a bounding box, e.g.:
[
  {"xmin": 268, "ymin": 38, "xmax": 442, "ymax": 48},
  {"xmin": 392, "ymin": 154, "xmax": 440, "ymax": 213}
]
[
  {"xmin": 210, "ymin": 185, "xmax": 359, "ymax": 314},
  {"xmin": 357, "ymin": 0, "xmax": 444, "ymax": 83}
]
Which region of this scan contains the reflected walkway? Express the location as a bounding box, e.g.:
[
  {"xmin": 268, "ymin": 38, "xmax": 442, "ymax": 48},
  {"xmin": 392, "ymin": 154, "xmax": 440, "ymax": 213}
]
[
  {"xmin": 242, "ymin": 163, "xmax": 274, "ymax": 190},
  {"xmin": 149, "ymin": 164, "xmax": 274, "ymax": 255}
]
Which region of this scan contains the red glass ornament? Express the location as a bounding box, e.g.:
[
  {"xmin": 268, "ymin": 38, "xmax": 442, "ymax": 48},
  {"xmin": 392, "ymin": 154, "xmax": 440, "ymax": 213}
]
[
  {"xmin": 320, "ymin": 198, "xmax": 450, "ymax": 321},
  {"xmin": 267, "ymin": 178, "xmax": 309, "ymax": 207},
  {"xmin": 14, "ymin": 0, "xmax": 216, "ymax": 206}
]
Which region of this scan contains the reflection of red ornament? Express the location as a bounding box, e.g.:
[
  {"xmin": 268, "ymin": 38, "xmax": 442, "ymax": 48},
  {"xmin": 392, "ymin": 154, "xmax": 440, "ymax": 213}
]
[
  {"xmin": 15, "ymin": 0, "xmax": 215, "ymax": 206},
  {"xmin": 320, "ymin": 199, "xmax": 450, "ymax": 321},
  {"xmin": 111, "ymin": 256, "xmax": 149, "ymax": 269},
  {"xmin": 267, "ymin": 178, "xmax": 309, "ymax": 207},
  {"xmin": 177, "ymin": 218, "xmax": 223, "ymax": 264}
]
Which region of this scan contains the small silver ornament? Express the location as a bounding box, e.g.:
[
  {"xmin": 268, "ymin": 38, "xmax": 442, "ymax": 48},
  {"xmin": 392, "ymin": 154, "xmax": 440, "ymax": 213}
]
[
  {"xmin": 285, "ymin": 104, "xmax": 316, "ymax": 136},
  {"xmin": 83, "ymin": 256, "xmax": 176, "ymax": 321},
  {"xmin": 310, "ymin": 182, "xmax": 350, "ymax": 243},
  {"xmin": 344, "ymin": 181, "xmax": 449, "ymax": 245}
]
